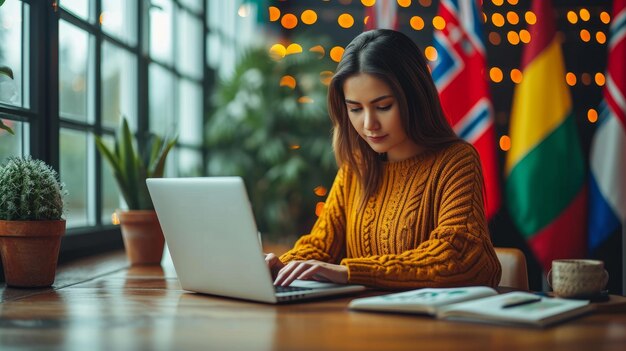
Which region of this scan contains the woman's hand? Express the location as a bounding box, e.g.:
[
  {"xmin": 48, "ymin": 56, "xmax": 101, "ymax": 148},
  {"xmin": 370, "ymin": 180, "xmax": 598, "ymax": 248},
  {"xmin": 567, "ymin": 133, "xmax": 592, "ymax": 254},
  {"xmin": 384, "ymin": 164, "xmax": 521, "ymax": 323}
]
[
  {"xmin": 273, "ymin": 260, "xmax": 348, "ymax": 286},
  {"xmin": 264, "ymin": 253, "xmax": 285, "ymax": 280}
]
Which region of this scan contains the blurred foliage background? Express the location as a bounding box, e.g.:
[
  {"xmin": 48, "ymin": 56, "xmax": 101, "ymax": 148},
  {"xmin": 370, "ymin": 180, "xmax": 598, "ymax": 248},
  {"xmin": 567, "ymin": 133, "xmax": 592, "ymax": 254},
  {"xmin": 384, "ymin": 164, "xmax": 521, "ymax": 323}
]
[{"xmin": 206, "ymin": 37, "xmax": 338, "ymax": 241}]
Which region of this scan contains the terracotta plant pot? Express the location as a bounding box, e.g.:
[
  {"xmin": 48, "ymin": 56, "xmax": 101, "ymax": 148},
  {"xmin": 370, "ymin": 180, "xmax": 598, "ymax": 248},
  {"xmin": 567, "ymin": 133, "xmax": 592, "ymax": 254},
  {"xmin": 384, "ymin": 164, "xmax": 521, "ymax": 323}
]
[
  {"xmin": 118, "ymin": 210, "xmax": 165, "ymax": 266},
  {"xmin": 0, "ymin": 220, "xmax": 65, "ymax": 288}
]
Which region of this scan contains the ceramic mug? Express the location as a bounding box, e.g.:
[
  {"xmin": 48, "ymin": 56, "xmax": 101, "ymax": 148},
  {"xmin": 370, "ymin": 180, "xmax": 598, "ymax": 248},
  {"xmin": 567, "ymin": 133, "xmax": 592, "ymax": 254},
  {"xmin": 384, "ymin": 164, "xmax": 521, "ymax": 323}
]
[{"xmin": 547, "ymin": 259, "xmax": 609, "ymax": 298}]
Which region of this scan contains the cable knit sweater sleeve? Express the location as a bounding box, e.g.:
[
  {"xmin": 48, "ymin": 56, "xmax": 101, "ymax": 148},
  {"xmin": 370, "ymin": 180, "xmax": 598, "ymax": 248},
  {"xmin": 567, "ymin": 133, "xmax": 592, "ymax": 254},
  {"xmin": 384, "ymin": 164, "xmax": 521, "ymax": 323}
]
[
  {"xmin": 279, "ymin": 167, "xmax": 348, "ymax": 264},
  {"xmin": 342, "ymin": 143, "xmax": 501, "ymax": 289}
]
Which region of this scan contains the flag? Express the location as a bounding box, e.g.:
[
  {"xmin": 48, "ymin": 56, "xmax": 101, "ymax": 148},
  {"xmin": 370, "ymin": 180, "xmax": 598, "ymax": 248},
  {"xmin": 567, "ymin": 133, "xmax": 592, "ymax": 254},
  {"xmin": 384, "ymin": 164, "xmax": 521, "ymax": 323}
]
[
  {"xmin": 588, "ymin": 0, "xmax": 626, "ymax": 251},
  {"xmin": 431, "ymin": 0, "xmax": 501, "ymax": 220},
  {"xmin": 505, "ymin": 0, "xmax": 587, "ymax": 271},
  {"xmin": 364, "ymin": 0, "xmax": 398, "ymax": 31}
]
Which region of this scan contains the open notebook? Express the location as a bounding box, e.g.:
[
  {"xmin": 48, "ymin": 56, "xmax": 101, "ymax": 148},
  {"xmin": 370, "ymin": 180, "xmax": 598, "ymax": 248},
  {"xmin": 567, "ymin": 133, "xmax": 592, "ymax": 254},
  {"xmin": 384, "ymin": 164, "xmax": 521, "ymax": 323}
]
[
  {"xmin": 348, "ymin": 287, "xmax": 592, "ymax": 327},
  {"xmin": 146, "ymin": 177, "xmax": 365, "ymax": 304}
]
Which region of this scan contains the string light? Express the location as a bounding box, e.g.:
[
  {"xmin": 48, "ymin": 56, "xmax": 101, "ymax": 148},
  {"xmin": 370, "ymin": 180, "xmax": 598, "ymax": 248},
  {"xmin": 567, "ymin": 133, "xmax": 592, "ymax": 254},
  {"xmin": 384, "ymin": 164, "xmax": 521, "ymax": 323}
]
[
  {"xmin": 489, "ymin": 67, "xmax": 503, "ymax": 83},
  {"xmin": 491, "ymin": 13, "xmax": 505, "ymax": 27},
  {"xmin": 301, "ymin": 10, "xmax": 318, "ymax": 25},
  {"xmin": 499, "ymin": 135, "xmax": 511, "ymax": 151},
  {"xmin": 338, "ymin": 13, "xmax": 355, "ymax": 28},
  {"xmin": 565, "ymin": 72, "xmax": 577, "ymax": 86},
  {"xmin": 424, "ymin": 46, "xmax": 438, "ymax": 61},
  {"xmin": 587, "ymin": 109, "xmax": 598, "ymax": 123},
  {"xmin": 268, "ymin": 6, "xmax": 280, "ymax": 22},
  {"xmin": 281, "ymin": 14, "xmax": 298, "ymax": 29},
  {"xmin": 410, "ymin": 16, "xmax": 425, "ymax": 30}
]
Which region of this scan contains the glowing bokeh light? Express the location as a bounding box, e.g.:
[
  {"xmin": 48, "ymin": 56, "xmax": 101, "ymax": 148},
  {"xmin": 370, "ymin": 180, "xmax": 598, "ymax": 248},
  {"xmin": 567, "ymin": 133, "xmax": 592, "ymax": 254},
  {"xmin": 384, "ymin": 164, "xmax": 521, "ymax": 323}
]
[
  {"xmin": 424, "ymin": 46, "xmax": 438, "ymax": 61},
  {"xmin": 492, "ymin": 0, "xmax": 504, "ymax": 6},
  {"xmin": 410, "ymin": 16, "xmax": 425, "ymax": 30},
  {"xmin": 269, "ymin": 6, "xmax": 280, "ymax": 22},
  {"xmin": 596, "ymin": 31, "xmax": 606, "ymax": 44},
  {"xmin": 506, "ymin": 11, "xmax": 519, "ymax": 25},
  {"xmin": 432, "ymin": 15, "xmax": 446, "ymax": 30},
  {"xmin": 281, "ymin": 14, "xmax": 298, "ymax": 29},
  {"xmin": 492, "ymin": 13, "xmax": 505, "ymax": 27},
  {"xmin": 238, "ymin": 4, "xmax": 251, "ymax": 17},
  {"xmin": 298, "ymin": 96, "xmax": 314, "ymax": 104},
  {"xmin": 507, "ymin": 31, "xmax": 520, "ymax": 45},
  {"xmin": 330, "ymin": 46, "xmax": 345, "ymax": 62},
  {"xmin": 490, "ymin": 67, "xmax": 503, "ymax": 83},
  {"xmin": 286, "ymin": 43, "xmax": 303, "ymax": 55},
  {"xmin": 310, "ymin": 45, "xmax": 325, "ymax": 58},
  {"xmin": 499, "ymin": 135, "xmax": 511, "ymax": 151},
  {"xmin": 507, "ymin": 0, "xmax": 518, "ymax": 4},
  {"xmin": 525, "ymin": 11, "xmax": 536, "ymax": 25},
  {"xmin": 315, "ymin": 202, "xmax": 325, "ymax": 217},
  {"xmin": 600, "ymin": 11, "xmax": 611, "ymax": 24},
  {"xmin": 338, "ymin": 13, "xmax": 355, "ymax": 28},
  {"xmin": 595, "ymin": 72, "xmax": 605, "ymax": 86},
  {"xmin": 269, "ymin": 44, "xmax": 287, "ymax": 59},
  {"xmin": 567, "ymin": 11, "xmax": 578, "ymax": 24},
  {"xmin": 580, "ymin": 29, "xmax": 591, "ymax": 42},
  {"xmin": 314, "ymin": 186, "xmax": 328, "ymax": 197},
  {"xmin": 489, "ymin": 32, "xmax": 501, "ymax": 45},
  {"xmin": 579, "ymin": 8, "xmax": 590, "ymax": 21},
  {"xmin": 320, "ymin": 71, "xmax": 334, "ymax": 86},
  {"xmin": 519, "ymin": 29, "xmax": 531, "ymax": 43},
  {"xmin": 581, "ymin": 73, "xmax": 592, "ymax": 86},
  {"xmin": 587, "ymin": 109, "xmax": 598, "ymax": 123},
  {"xmin": 510, "ymin": 69, "xmax": 523, "ymax": 83},
  {"xmin": 280, "ymin": 75, "xmax": 297, "ymax": 89},
  {"xmin": 565, "ymin": 72, "xmax": 577, "ymax": 86},
  {"xmin": 301, "ymin": 9, "xmax": 317, "ymax": 25},
  {"xmin": 397, "ymin": 0, "xmax": 411, "ymax": 8},
  {"xmin": 418, "ymin": 0, "xmax": 432, "ymax": 6},
  {"xmin": 361, "ymin": 0, "xmax": 376, "ymax": 6}
]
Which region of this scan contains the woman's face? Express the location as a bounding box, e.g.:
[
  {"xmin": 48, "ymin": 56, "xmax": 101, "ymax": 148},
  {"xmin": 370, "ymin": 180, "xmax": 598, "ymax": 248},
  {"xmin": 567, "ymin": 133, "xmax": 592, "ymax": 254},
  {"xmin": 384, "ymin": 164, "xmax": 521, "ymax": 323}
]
[{"xmin": 343, "ymin": 73, "xmax": 421, "ymax": 162}]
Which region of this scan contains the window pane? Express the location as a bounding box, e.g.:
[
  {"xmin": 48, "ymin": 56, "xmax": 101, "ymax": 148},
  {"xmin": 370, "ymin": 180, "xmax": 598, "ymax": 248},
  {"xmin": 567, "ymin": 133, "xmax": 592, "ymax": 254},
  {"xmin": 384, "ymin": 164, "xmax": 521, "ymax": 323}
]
[
  {"xmin": 178, "ymin": 147, "xmax": 203, "ymax": 177},
  {"xmin": 0, "ymin": 0, "xmax": 23, "ymax": 107},
  {"xmin": 150, "ymin": 0, "xmax": 173, "ymax": 64},
  {"xmin": 0, "ymin": 120, "xmax": 29, "ymax": 160},
  {"xmin": 100, "ymin": 135, "xmax": 120, "ymax": 223},
  {"xmin": 60, "ymin": 129, "xmax": 89, "ymax": 228},
  {"xmin": 101, "ymin": 0, "xmax": 137, "ymax": 46},
  {"xmin": 176, "ymin": 11, "xmax": 203, "ymax": 79},
  {"xmin": 178, "ymin": 79, "xmax": 202, "ymax": 145},
  {"xmin": 59, "ymin": 20, "xmax": 94, "ymax": 122},
  {"xmin": 101, "ymin": 41, "xmax": 137, "ymax": 130},
  {"xmin": 60, "ymin": 0, "xmax": 92, "ymax": 22},
  {"xmin": 149, "ymin": 64, "xmax": 175, "ymax": 136}
]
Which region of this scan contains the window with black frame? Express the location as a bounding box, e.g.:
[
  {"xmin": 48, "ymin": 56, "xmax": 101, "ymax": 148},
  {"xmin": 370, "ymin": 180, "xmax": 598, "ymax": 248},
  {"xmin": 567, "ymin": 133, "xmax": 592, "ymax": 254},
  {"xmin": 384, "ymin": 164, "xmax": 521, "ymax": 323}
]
[{"xmin": 0, "ymin": 0, "xmax": 209, "ymax": 270}]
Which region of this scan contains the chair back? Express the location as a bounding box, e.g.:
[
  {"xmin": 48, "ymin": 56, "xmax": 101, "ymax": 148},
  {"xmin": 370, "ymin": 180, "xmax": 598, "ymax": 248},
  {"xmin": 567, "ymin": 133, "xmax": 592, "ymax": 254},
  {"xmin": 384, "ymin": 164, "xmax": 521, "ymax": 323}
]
[{"xmin": 495, "ymin": 247, "xmax": 529, "ymax": 290}]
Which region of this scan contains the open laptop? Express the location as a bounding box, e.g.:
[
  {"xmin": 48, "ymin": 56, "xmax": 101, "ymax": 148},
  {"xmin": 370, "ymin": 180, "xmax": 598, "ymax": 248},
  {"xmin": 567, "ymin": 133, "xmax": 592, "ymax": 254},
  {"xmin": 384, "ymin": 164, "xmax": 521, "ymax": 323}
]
[{"xmin": 146, "ymin": 177, "xmax": 366, "ymax": 304}]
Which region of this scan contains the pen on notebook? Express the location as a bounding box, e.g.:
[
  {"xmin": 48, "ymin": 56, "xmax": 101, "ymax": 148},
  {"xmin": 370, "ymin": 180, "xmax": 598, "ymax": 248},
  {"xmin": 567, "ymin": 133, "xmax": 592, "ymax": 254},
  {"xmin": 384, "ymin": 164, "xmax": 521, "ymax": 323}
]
[{"xmin": 501, "ymin": 297, "xmax": 542, "ymax": 309}]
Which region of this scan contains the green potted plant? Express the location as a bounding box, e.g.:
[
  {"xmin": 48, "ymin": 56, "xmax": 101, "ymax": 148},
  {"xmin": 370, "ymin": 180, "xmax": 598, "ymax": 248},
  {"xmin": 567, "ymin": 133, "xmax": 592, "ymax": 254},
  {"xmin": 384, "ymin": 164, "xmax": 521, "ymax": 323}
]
[
  {"xmin": 0, "ymin": 156, "xmax": 66, "ymax": 287},
  {"xmin": 95, "ymin": 117, "xmax": 176, "ymax": 265}
]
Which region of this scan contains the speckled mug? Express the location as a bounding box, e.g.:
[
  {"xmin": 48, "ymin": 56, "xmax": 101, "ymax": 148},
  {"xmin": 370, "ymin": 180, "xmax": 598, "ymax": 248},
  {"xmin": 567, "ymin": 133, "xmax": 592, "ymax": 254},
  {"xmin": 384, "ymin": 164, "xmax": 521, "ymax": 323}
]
[{"xmin": 547, "ymin": 259, "xmax": 609, "ymax": 298}]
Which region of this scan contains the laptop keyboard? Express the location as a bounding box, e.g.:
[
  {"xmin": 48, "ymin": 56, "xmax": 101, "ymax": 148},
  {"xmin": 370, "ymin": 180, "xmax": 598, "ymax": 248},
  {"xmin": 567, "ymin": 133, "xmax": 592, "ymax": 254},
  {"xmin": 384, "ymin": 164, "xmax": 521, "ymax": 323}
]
[{"xmin": 274, "ymin": 285, "xmax": 314, "ymax": 293}]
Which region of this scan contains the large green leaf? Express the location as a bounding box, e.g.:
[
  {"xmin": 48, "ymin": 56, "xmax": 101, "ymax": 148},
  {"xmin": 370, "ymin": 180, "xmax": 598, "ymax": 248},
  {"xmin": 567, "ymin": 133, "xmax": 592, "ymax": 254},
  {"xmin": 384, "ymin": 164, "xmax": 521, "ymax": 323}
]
[
  {"xmin": 0, "ymin": 120, "xmax": 14, "ymax": 134},
  {"xmin": 0, "ymin": 66, "xmax": 13, "ymax": 79}
]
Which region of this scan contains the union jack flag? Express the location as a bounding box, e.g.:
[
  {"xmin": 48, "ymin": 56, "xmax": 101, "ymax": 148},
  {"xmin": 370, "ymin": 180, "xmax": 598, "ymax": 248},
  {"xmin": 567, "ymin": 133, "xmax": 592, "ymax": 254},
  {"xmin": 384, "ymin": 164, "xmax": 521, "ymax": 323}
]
[{"xmin": 430, "ymin": 0, "xmax": 501, "ymax": 220}]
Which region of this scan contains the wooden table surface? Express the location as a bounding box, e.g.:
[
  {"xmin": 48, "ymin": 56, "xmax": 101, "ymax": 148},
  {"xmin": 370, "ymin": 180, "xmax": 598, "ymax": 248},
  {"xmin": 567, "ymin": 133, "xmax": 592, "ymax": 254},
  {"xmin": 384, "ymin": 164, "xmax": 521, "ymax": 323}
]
[{"xmin": 1, "ymin": 250, "xmax": 625, "ymax": 351}]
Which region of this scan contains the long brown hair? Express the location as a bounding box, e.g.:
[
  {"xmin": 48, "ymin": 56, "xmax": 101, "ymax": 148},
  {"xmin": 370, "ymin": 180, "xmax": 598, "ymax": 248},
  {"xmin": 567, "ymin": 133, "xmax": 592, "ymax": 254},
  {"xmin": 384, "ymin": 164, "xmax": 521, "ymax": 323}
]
[{"xmin": 328, "ymin": 29, "xmax": 460, "ymax": 205}]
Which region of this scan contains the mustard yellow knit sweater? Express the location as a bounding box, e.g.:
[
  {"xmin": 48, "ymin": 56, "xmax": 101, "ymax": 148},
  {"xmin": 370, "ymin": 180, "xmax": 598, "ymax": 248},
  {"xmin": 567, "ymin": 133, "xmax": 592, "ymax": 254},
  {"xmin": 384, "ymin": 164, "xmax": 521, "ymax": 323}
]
[{"xmin": 280, "ymin": 141, "xmax": 502, "ymax": 289}]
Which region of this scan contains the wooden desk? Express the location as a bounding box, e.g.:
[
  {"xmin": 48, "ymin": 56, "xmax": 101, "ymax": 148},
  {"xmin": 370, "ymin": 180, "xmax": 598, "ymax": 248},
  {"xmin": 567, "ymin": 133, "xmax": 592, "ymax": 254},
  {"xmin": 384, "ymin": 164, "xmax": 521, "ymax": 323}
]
[{"xmin": 1, "ymin": 251, "xmax": 625, "ymax": 351}]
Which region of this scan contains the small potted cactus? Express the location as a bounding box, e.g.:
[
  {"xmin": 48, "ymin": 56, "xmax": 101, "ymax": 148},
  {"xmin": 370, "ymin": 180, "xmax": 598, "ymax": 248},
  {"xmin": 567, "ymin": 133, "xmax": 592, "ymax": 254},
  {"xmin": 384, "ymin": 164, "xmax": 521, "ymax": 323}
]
[{"xmin": 0, "ymin": 156, "xmax": 66, "ymax": 287}]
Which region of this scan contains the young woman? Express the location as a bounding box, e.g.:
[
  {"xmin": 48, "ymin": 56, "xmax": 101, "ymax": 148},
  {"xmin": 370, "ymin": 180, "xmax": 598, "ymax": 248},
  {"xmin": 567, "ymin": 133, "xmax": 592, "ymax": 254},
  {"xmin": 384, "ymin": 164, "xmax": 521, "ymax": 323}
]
[{"xmin": 266, "ymin": 29, "xmax": 501, "ymax": 289}]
